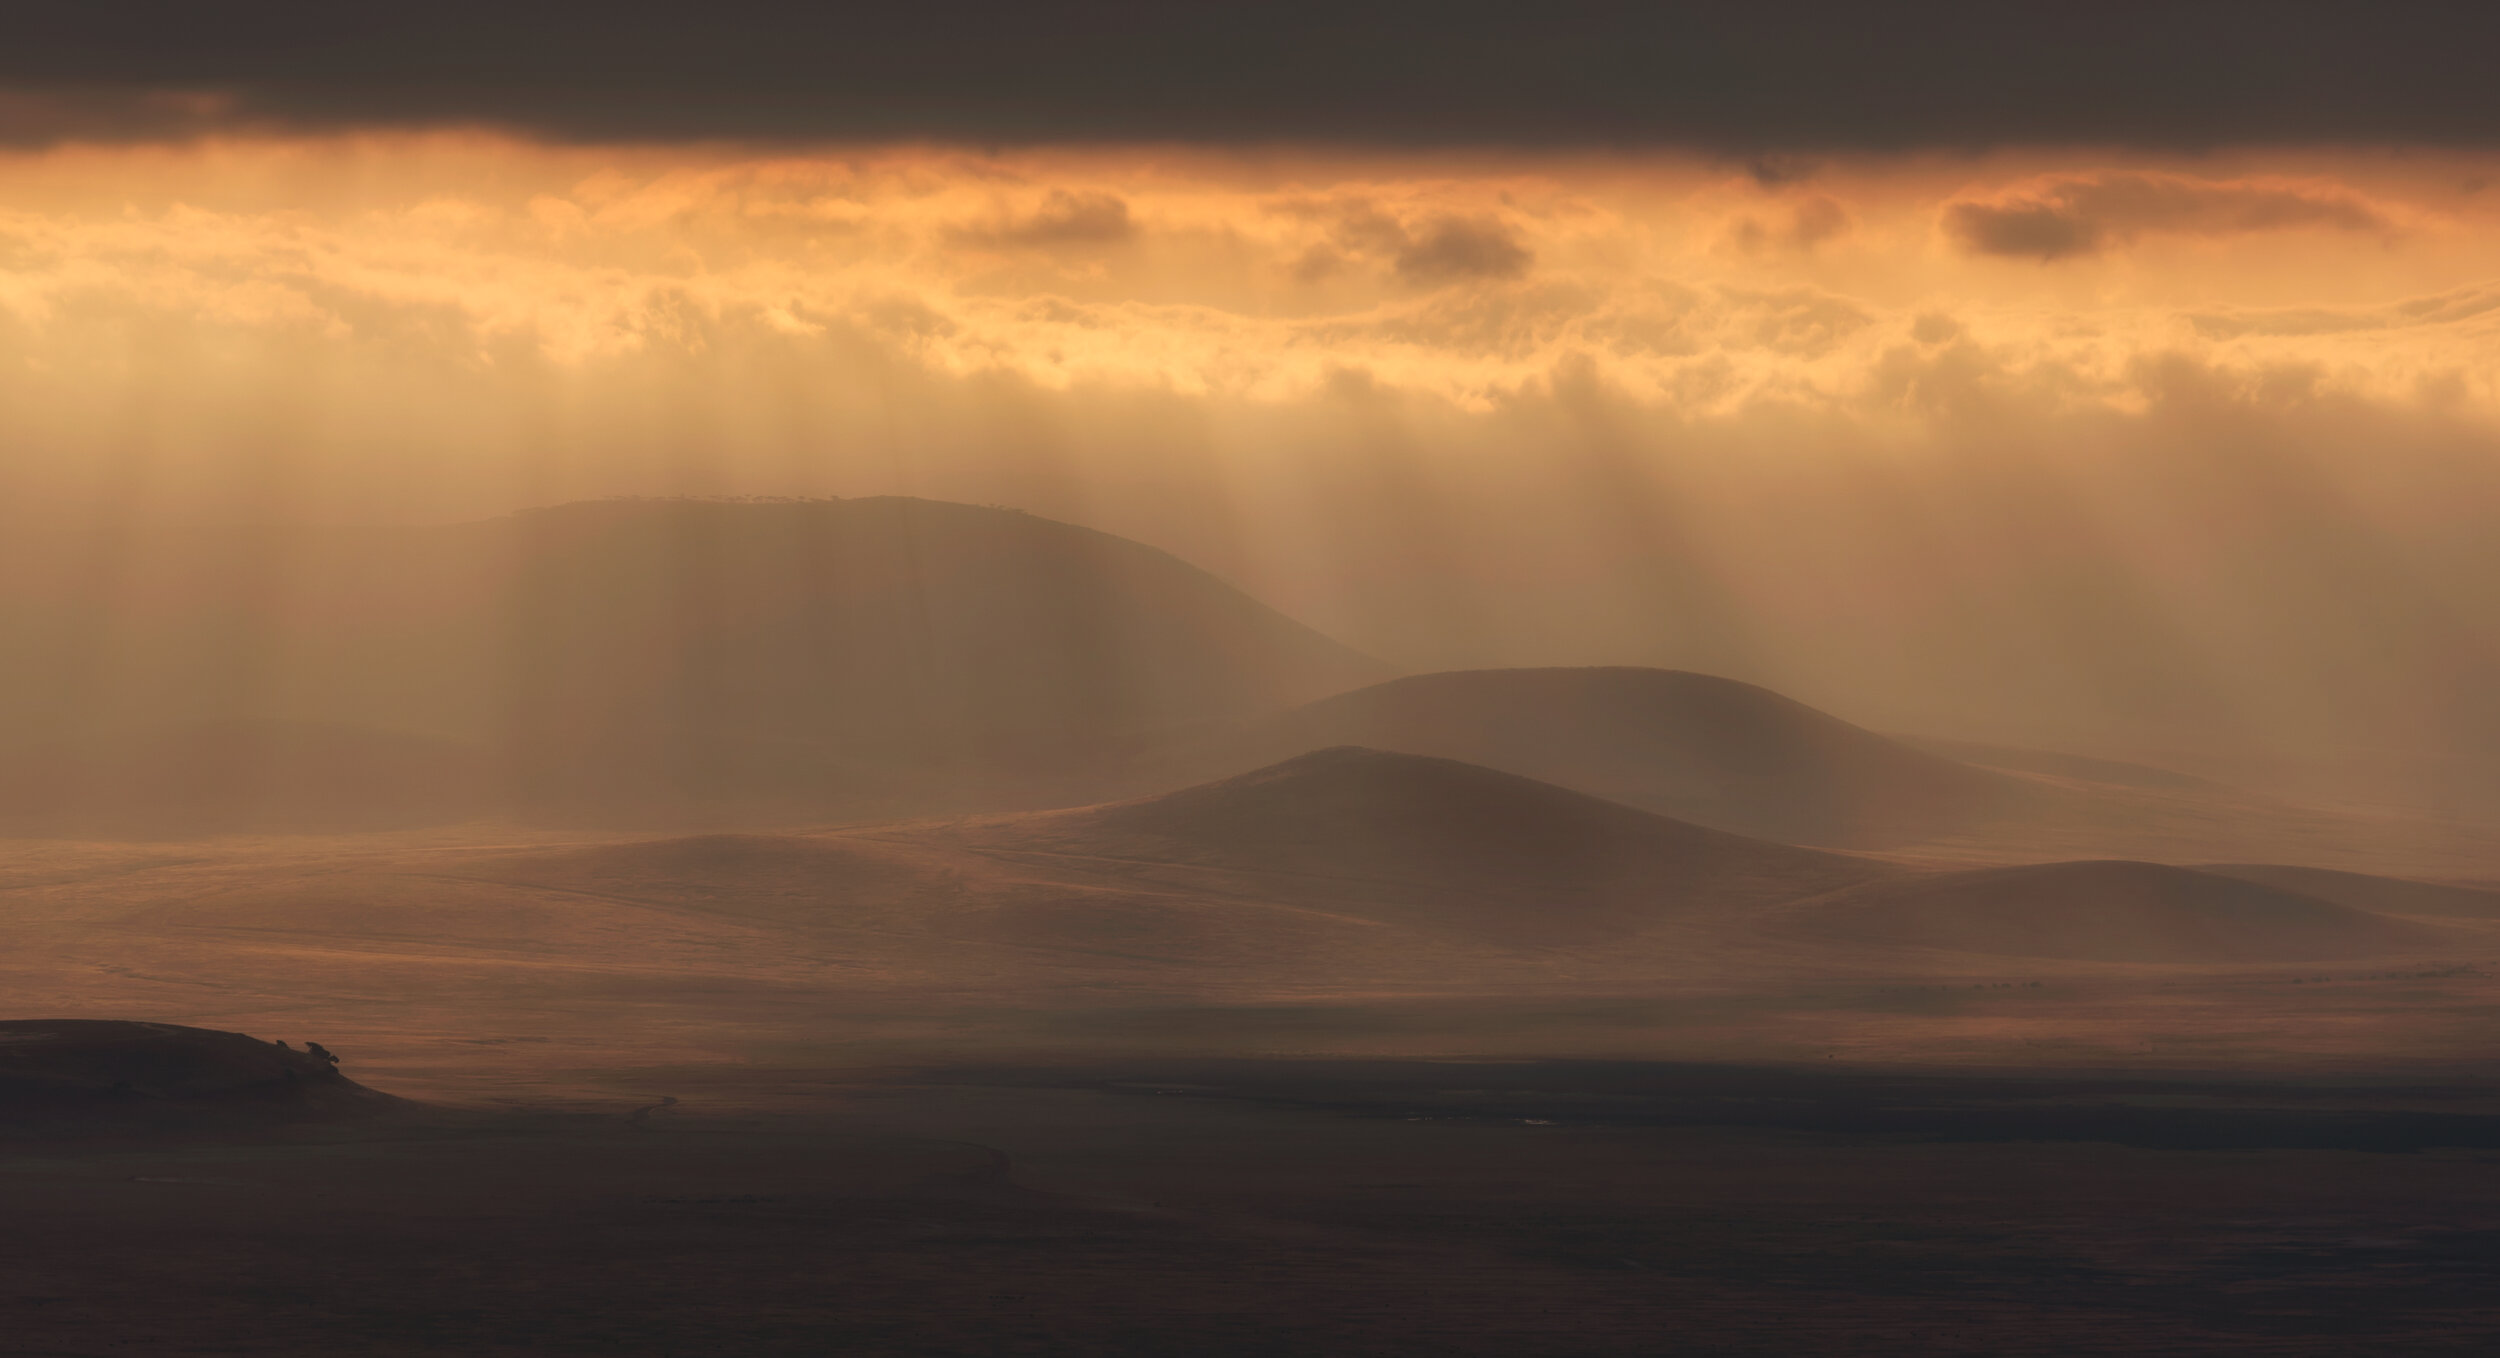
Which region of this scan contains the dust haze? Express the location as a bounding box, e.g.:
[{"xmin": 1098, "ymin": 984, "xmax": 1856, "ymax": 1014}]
[{"xmin": 5, "ymin": 130, "xmax": 2500, "ymax": 1354}]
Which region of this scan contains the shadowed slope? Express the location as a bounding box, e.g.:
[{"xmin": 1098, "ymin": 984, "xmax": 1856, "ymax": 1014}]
[
  {"xmin": 1785, "ymin": 861, "xmax": 2444, "ymax": 964},
  {"xmin": 2200, "ymin": 864, "xmax": 2500, "ymax": 920},
  {"xmin": 984, "ymin": 746, "xmax": 1877, "ymax": 943},
  {"xmin": 0, "ymin": 1020, "xmax": 402, "ymax": 1134},
  {"xmin": 1175, "ymin": 668, "xmax": 2036, "ymax": 848}
]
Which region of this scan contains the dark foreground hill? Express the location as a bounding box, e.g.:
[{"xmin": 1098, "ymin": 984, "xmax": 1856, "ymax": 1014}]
[
  {"xmin": 1781, "ymin": 860, "xmax": 2446, "ymax": 964},
  {"xmin": 0, "ymin": 1020, "xmax": 402, "ymax": 1135},
  {"xmin": 1163, "ymin": 668, "xmax": 2040, "ymax": 848},
  {"xmin": 978, "ymin": 746, "xmax": 1878, "ymax": 944}
]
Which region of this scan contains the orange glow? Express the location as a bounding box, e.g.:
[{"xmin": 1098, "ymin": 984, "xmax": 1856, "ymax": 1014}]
[{"xmin": 3, "ymin": 136, "xmax": 2497, "ymax": 771}]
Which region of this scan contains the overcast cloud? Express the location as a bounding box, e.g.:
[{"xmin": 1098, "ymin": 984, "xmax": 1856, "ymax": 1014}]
[{"xmin": 2, "ymin": 2, "xmax": 2497, "ymax": 150}]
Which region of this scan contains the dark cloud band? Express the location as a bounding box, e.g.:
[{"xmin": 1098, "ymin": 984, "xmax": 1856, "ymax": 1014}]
[
  {"xmin": 3, "ymin": 1, "xmax": 2497, "ymax": 149},
  {"xmin": 1944, "ymin": 174, "xmax": 2393, "ymax": 260}
]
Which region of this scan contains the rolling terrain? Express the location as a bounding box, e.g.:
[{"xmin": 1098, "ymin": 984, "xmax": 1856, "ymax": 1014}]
[
  {"xmin": 1145, "ymin": 666, "xmax": 2500, "ymax": 873},
  {"xmin": 8, "ymin": 740, "xmax": 2496, "ymax": 1355},
  {"xmin": 1, "ymin": 747, "xmax": 2491, "ymax": 1100},
  {"xmin": 5, "ymin": 499, "xmax": 2489, "ymax": 880}
]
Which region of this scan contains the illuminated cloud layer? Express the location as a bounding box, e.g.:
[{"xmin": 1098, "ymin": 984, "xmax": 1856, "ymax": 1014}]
[{"xmin": 2, "ymin": 141, "xmax": 2494, "ymax": 420}]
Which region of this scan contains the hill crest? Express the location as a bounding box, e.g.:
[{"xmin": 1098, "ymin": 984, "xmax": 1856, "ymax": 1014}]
[
  {"xmin": 0, "ymin": 1020, "xmax": 403, "ymax": 1134},
  {"xmin": 978, "ymin": 746, "xmax": 1878, "ymax": 943},
  {"xmin": 1158, "ymin": 666, "xmax": 2038, "ymax": 849}
]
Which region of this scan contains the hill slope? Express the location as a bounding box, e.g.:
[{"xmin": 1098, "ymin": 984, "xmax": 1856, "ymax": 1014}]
[
  {"xmin": 2199, "ymin": 864, "xmax": 2500, "ymax": 920},
  {"xmin": 1163, "ymin": 668, "xmax": 2039, "ymax": 848},
  {"xmin": 1783, "ymin": 860, "xmax": 2444, "ymax": 964},
  {"xmin": 979, "ymin": 746, "xmax": 1877, "ymax": 943}
]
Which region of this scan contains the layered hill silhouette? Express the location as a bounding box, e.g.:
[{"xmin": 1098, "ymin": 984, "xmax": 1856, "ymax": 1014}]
[
  {"xmin": 968, "ymin": 746, "xmax": 1880, "ymax": 944},
  {"xmin": 458, "ymin": 748, "xmax": 1884, "ymax": 957},
  {"xmin": 332, "ymin": 749, "xmax": 2468, "ymax": 978},
  {"xmin": 1157, "ymin": 668, "xmax": 2043, "ymax": 848},
  {"xmin": 0, "ymin": 1020, "xmax": 401, "ymax": 1134},
  {"xmin": 1783, "ymin": 860, "xmax": 2444, "ymax": 964},
  {"xmin": 3, "ymin": 500, "xmax": 2472, "ymax": 876}
]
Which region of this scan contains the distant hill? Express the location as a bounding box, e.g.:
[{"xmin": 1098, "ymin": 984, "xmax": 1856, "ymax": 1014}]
[
  {"xmin": 1154, "ymin": 668, "xmax": 2040, "ymax": 848},
  {"xmin": 0, "ymin": 498, "xmax": 1390, "ymax": 829},
  {"xmin": 1782, "ymin": 860, "xmax": 2444, "ymax": 964},
  {"xmin": 977, "ymin": 746, "xmax": 1877, "ymax": 943},
  {"xmin": 460, "ymin": 748, "xmax": 1881, "ymax": 963},
  {"xmin": 488, "ymin": 499, "xmax": 1386, "ymax": 811},
  {"xmin": 0, "ymin": 1020, "xmax": 402, "ymax": 1134}
]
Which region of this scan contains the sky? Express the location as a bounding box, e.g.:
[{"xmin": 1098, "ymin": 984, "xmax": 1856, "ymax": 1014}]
[{"xmin": 3, "ymin": 4, "xmax": 2497, "ymax": 787}]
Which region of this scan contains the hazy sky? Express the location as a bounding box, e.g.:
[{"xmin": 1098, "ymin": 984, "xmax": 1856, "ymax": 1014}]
[{"xmin": 3, "ymin": 7, "xmax": 2497, "ymax": 779}]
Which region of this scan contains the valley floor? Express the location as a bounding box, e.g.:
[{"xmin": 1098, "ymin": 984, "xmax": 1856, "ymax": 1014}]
[
  {"xmin": 5, "ymin": 1062, "xmax": 2500, "ymax": 1356},
  {"xmin": 7, "ymin": 814, "xmax": 2499, "ymax": 1353}
]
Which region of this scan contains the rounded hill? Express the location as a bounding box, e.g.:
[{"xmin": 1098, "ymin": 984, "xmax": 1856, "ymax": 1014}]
[
  {"xmin": 1196, "ymin": 667, "xmax": 2038, "ymax": 848},
  {"xmin": 987, "ymin": 746, "xmax": 1874, "ymax": 943}
]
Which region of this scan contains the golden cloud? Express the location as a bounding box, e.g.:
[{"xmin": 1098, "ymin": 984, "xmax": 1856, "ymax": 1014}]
[
  {"xmin": 0, "ymin": 139, "xmax": 2492, "ymax": 457},
  {"xmin": 1942, "ymin": 172, "xmax": 2396, "ymax": 260}
]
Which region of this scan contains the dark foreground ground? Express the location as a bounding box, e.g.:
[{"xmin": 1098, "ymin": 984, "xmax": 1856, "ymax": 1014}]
[{"xmin": 7, "ymin": 1059, "xmax": 2500, "ymax": 1356}]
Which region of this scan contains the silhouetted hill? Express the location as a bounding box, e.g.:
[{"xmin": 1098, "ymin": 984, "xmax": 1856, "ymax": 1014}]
[
  {"xmin": 1783, "ymin": 861, "xmax": 2444, "ymax": 964},
  {"xmin": 982, "ymin": 746, "xmax": 1877, "ymax": 943},
  {"xmin": 0, "ymin": 1020, "xmax": 401, "ymax": 1134},
  {"xmin": 1161, "ymin": 668, "xmax": 2039, "ymax": 848}
]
